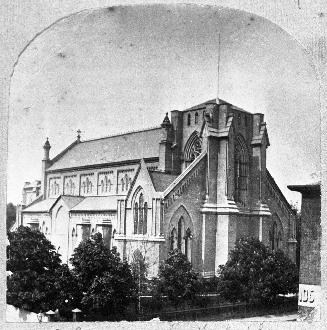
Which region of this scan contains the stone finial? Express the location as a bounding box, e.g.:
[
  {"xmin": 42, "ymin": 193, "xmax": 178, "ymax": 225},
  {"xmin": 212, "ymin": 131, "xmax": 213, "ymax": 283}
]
[
  {"xmin": 77, "ymin": 129, "xmax": 81, "ymax": 142},
  {"xmin": 161, "ymin": 113, "xmax": 171, "ymax": 128},
  {"xmin": 43, "ymin": 138, "xmax": 51, "ymax": 161},
  {"xmin": 43, "ymin": 137, "xmax": 50, "ymax": 149}
]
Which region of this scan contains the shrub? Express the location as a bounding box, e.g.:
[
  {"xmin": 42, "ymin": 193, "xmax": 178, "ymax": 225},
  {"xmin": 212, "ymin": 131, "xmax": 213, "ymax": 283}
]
[{"xmin": 217, "ymin": 237, "xmax": 298, "ymax": 305}]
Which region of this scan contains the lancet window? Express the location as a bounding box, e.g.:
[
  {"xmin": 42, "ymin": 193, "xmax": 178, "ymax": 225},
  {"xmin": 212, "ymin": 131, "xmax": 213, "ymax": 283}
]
[
  {"xmin": 195, "ymin": 112, "xmax": 199, "ymax": 124},
  {"xmin": 121, "ymin": 173, "xmax": 132, "ymax": 192},
  {"xmin": 133, "ymin": 192, "xmax": 148, "ymax": 235},
  {"xmin": 49, "ymin": 179, "xmax": 60, "ymax": 196},
  {"xmin": 269, "ymin": 219, "xmax": 283, "ymax": 251},
  {"xmin": 65, "ymin": 178, "xmax": 75, "ymax": 195},
  {"xmin": 170, "ymin": 216, "xmax": 192, "ymax": 261},
  {"xmin": 234, "ymin": 136, "xmax": 249, "ymax": 206},
  {"xmin": 100, "ymin": 175, "xmax": 112, "ymax": 193}
]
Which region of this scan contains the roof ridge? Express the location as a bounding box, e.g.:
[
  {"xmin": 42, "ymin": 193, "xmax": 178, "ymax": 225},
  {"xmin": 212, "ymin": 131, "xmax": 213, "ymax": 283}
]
[{"xmin": 82, "ymin": 125, "xmax": 162, "ymax": 143}]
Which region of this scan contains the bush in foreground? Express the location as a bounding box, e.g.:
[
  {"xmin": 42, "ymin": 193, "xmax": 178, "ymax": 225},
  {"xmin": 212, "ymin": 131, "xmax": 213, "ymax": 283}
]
[
  {"xmin": 155, "ymin": 249, "xmax": 200, "ymax": 308},
  {"xmin": 217, "ymin": 237, "xmax": 298, "ymax": 304},
  {"xmin": 70, "ymin": 233, "xmax": 136, "ymax": 320}
]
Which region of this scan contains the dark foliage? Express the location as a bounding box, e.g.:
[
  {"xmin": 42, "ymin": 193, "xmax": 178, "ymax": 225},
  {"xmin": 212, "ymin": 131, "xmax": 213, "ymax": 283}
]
[
  {"xmin": 70, "ymin": 233, "xmax": 136, "ymax": 320},
  {"xmin": 7, "ymin": 226, "xmax": 79, "ymax": 314},
  {"xmin": 6, "ymin": 203, "xmax": 16, "ymax": 231},
  {"xmin": 155, "ymin": 249, "xmax": 200, "ymax": 307},
  {"xmin": 217, "ymin": 237, "xmax": 299, "ymax": 304},
  {"xmin": 130, "ymin": 249, "xmax": 149, "ymax": 295}
]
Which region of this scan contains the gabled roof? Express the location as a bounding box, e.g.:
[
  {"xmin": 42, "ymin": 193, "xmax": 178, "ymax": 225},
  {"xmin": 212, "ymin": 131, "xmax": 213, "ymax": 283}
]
[
  {"xmin": 22, "ymin": 198, "xmax": 57, "ymax": 213},
  {"xmin": 163, "ymin": 151, "xmax": 207, "ymax": 197},
  {"xmin": 149, "ymin": 171, "xmax": 179, "ymax": 192},
  {"xmin": 70, "ymin": 196, "xmax": 120, "ymax": 212},
  {"xmin": 183, "ymin": 99, "xmax": 252, "ymax": 114},
  {"xmin": 56, "ymin": 195, "xmax": 85, "ymax": 210},
  {"xmin": 47, "ymin": 127, "xmax": 163, "ymax": 172}
]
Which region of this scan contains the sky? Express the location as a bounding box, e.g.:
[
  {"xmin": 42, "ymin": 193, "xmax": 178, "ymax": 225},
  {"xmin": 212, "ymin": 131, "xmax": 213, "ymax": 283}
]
[{"xmin": 7, "ymin": 4, "xmax": 320, "ymax": 207}]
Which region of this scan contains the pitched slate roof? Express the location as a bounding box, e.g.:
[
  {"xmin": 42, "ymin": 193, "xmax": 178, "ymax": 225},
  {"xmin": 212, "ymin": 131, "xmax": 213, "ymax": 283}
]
[
  {"xmin": 70, "ymin": 196, "xmax": 119, "ymax": 212},
  {"xmin": 184, "ymin": 99, "xmax": 251, "ymax": 114},
  {"xmin": 22, "ymin": 198, "xmax": 57, "ymax": 213},
  {"xmin": 149, "ymin": 171, "xmax": 179, "ymax": 192},
  {"xmin": 47, "ymin": 127, "xmax": 163, "ymax": 171},
  {"xmin": 59, "ymin": 196, "xmax": 85, "ymax": 210}
]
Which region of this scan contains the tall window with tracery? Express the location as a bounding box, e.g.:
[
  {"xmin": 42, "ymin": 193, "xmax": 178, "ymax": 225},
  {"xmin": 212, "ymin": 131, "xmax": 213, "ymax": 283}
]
[
  {"xmin": 65, "ymin": 178, "xmax": 75, "ymax": 195},
  {"xmin": 133, "ymin": 193, "xmax": 148, "ymax": 235},
  {"xmin": 234, "ymin": 136, "xmax": 249, "ymax": 206},
  {"xmin": 49, "ymin": 179, "xmax": 60, "ymax": 196},
  {"xmin": 269, "ymin": 219, "xmax": 282, "ymax": 251},
  {"xmin": 170, "ymin": 217, "xmax": 192, "ymax": 262},
  {"xmin": 100, "ymin": 175, "xmax": 112, "ymax": 193}
]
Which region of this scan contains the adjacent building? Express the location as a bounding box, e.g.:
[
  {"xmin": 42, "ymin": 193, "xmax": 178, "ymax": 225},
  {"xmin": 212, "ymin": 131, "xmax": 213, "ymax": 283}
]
[
  {"xmin": 288, "ymin": 182, "xmax": 321, "ymax": 321},
  {"xmin": 16, "ymin": 99, "xmax": 297, "ymax": 277}
]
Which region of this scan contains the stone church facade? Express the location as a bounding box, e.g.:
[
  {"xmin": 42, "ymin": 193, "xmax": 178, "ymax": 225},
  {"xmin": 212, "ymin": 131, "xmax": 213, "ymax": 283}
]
[{"xmin": 16, "ymin": 99, "xmax": 297, "ymax": 277}]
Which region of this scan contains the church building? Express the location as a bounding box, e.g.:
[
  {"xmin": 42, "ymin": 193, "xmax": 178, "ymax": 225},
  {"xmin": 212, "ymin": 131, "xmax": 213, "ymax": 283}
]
[{"xmin": 16, "ymin": 99, "xmax": 297, "ymax": 277}]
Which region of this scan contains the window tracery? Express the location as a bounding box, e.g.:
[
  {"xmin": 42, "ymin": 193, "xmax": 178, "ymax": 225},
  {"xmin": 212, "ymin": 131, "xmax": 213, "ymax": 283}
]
[
  {"xmin": 133, "ymin": 192, "xmax": 148, "ymax": 235},
  {"xmin": 65, "ymin": 178, "xmax": 75, "ymax": 195},
  {"xmin": 184, "ymin": 131, "xmax": 202, "ymax": 165},
  {"xmin": 170, "ymin": 217, "xmax": 192, "ymax": 261},
  {"xmin": 234, "ymin": 136, "xmax": 249, "ymax": 206},
  {"xmin": 49, "ymin": 179, "xmax": 60, "ymax": 196}
]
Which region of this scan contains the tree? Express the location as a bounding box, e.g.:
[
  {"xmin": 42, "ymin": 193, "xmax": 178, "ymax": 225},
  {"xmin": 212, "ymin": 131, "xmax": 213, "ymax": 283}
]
[
  {"xmin": 6, "ymin": 226, "xmax": 73, "ymax": 312},
  {"xmin": 130, "ymin": 249, "xmax": 148, "ymax": 294},
  {"xmin": 156, "ymin": 249, "xmax": 199, "ymax": 308},
  {"xmin": 70, "ymin": 233, "xmax": 136, "ymax": 320},
  {"xmin": 217, "ymin": 237, "xmax": 299, "ymax": 304},
  {"xmin": 6, "ymin": 203, "xmax": 16, "ymax": 231}
]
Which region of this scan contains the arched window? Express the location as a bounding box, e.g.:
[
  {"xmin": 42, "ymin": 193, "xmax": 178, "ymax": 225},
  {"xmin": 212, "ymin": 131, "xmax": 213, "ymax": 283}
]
[
  {"xmin": 184, "ymin": 131, "xmax": 202, "ymax": 165},
  {"xmin": 270, "ymin": 221, "xmax": 278, "ymax": 250},
  {"xmin": 187, "ymin": 113, "xmax": 191, "ymax": 126},
  {"xmin": 133, "ymin": 192, "xmax": 148, "ymax": 235},
  {"xmin": 88, "ymin": 181, "xmax": 93, "ymax": 193},
  {"xmin": 177, "ymin": 217, "xmax": 184, "ymax": 251},
  {"xmin": 170, "ymin": 228, "xmax": 177, "ymax": 250},
  {"xmin": 138, "ymin": 194, "xmax": 144, "ymax": 234},
  {"xmin": 54, "ymin": 181, "xmax": 59, "ymax": 195},
  {"xmin": 134, "ymin": 202, "xmax": 138, "ymax": 234},
  {"xmin": 105, "ymin": 177, "xmax": 111, "ymax": 192},
  {"xmin": 185, "ymin": 228, "xmax": 192, "ymax": 261},
  {"xmin": 170, "ymin": 218, "xmax": 192, "ymax": 261},
  {"xmin": 195, "ymin": 112, "xmax": 199, "ymax": 124},
  {"xmin": 277, "ymin": 231, "xmax": 282, "ymax": 249},
  {"xmin": 143, "ymin": 202, "xmax": 148, "ymax": 235},
  {"xmin": 234, "ymin": 136, "xmax": 249, "ymax": 206},
  {"xmin": 72, "ymin": 228, "xmax": 75, "ymax": 237}
]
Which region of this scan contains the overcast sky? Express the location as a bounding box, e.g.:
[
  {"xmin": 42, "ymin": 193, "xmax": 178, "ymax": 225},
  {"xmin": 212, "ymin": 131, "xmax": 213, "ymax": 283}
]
[{"xmin": 7, "ymin": 4, "xmax": 320, "ymax": 207}]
